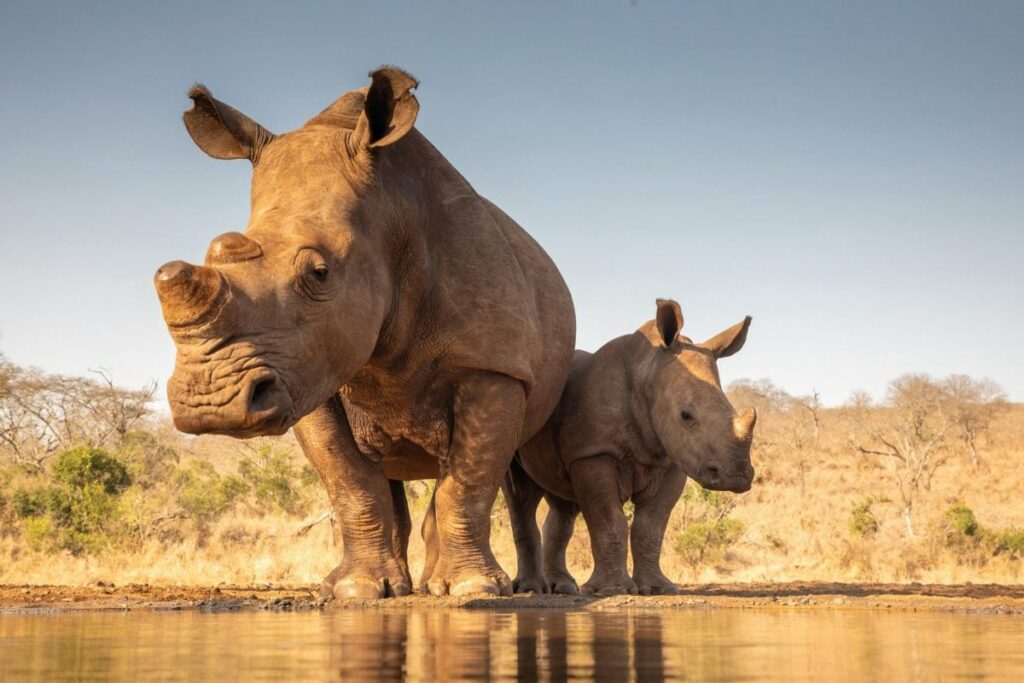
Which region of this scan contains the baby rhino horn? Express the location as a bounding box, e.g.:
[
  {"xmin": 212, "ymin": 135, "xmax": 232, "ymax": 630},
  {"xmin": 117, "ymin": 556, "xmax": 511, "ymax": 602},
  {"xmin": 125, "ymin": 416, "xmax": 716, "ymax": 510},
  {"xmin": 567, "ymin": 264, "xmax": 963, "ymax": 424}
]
[{"xmin": 733, "ymin": 408, "xmax": 757, "ymax": 442}]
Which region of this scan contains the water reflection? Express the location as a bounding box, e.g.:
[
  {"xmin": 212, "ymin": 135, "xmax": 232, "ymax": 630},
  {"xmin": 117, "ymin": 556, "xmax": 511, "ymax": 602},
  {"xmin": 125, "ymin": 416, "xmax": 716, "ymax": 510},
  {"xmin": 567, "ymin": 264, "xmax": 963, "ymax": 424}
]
[{"xmin": 2, "ymin": 607, "xmax": 1023, "ymax": 681}]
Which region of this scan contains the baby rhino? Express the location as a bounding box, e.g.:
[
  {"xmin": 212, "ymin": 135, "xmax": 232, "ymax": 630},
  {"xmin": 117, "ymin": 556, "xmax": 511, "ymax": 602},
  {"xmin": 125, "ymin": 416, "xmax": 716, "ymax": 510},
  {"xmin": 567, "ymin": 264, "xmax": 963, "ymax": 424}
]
[{"xmin": 505, "ymin": 299, "xmax": 755, "ymax": 596}]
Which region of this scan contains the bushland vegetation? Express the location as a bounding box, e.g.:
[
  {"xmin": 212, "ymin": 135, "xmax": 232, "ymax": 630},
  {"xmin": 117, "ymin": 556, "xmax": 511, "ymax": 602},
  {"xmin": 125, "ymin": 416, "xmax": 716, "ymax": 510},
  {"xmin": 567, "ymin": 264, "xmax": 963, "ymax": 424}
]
[{"xmin": 1, "ymin": 349, "xmax": 1020, "ymax": 586}]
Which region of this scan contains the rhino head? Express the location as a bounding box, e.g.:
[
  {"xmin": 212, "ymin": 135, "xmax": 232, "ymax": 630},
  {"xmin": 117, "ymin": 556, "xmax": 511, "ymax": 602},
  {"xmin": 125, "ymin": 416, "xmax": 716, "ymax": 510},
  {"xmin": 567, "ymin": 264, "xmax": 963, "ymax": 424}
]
[
  {"xmin": 154, "ymin": 68, "xmax": 420, "ymax": 437},
  {"xmin": 639, "ymin": 299, "xmax": 756, "ymax": 493}
]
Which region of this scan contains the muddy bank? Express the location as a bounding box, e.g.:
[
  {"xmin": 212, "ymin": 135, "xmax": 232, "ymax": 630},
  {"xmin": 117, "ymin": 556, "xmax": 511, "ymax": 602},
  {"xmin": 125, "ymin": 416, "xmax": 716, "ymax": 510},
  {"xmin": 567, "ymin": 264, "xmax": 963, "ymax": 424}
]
[{"xmin": 2, "ymin": 582, "xmax": 1023, "ymax": 615}]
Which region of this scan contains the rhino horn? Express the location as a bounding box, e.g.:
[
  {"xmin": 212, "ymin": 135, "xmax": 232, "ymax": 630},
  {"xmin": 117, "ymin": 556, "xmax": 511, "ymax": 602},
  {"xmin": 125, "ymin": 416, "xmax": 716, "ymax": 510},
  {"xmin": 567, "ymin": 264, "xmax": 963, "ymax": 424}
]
[{"xmin": 154, "ymin": 260, "xmax": 226, "ymax": 328}]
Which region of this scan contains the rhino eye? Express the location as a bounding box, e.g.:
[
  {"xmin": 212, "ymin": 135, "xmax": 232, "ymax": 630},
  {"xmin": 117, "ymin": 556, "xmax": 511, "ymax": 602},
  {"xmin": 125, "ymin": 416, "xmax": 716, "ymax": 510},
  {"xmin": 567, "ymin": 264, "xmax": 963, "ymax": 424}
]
[
  {"xmin": 680, "ymin": 410, "xmax": 696, "ymax": 423},
  {"xmin": 293, "ymin": 248, "xmax": 333, "ymax": 300}
]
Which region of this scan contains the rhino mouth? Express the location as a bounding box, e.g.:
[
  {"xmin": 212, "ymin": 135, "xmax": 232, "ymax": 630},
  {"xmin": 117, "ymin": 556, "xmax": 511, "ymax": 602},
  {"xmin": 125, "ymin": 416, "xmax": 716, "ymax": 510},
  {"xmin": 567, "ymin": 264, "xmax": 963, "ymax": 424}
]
[{"xmin": 168, "ymin": 366, "xmax": 295, "ymax": 437}]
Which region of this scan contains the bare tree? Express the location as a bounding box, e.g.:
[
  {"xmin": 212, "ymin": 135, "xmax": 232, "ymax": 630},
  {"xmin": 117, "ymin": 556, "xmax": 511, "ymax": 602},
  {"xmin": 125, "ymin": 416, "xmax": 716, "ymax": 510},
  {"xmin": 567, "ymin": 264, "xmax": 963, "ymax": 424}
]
[
  {"xmin": 942, "ymin": 375, "xmax": 1006, "ymax": 467},
  {"xmin": 795, "ymin": 390, "xmax": 823, "ymax": 446},
  {"xmin": 849, "ymin": 375, "xmax": 955, "ymax": 537},
  {"xmin": 727, "ymin": 378, "xmax": 793, "ymax": 415},
  {"xmin": 0, "ymin": 354, "xmax": 155, "ymax": 469}
]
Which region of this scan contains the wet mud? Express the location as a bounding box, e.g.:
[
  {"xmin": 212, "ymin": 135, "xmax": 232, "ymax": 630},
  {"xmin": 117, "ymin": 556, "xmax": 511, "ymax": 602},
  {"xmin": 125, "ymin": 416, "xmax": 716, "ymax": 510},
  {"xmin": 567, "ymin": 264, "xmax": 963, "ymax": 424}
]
[{"xmin": 3, "ymin": 581, "xmax": 1023, "ymax": 615}]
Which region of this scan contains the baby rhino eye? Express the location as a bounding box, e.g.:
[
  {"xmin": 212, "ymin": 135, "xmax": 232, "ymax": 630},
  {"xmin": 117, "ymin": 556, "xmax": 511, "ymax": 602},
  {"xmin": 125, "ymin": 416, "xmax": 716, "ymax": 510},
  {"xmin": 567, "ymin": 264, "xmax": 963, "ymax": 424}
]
[{"xmin": 680, "ymin": 410, "xmax": 696, "ymax": 423}]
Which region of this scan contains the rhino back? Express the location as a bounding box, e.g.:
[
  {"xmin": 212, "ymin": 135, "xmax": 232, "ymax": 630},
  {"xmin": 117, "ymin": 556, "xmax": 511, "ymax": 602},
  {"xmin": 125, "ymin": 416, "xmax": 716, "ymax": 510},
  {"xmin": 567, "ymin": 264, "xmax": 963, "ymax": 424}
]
[{"xmin": 346, "ymin": 131, "xmax": 575, "ymax": 449}]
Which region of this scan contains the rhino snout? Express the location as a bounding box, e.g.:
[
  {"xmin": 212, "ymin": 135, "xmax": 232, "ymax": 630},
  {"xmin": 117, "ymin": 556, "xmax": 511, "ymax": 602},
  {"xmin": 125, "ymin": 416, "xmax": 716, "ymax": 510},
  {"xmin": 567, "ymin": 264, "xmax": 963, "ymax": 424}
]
[
  {"xmin": 168, "ymin": 369, "xmax": 293, "ymax": 437},
  {"xmin": 697, "ymin": 460, "xmax": 754, "ymax": 493}
]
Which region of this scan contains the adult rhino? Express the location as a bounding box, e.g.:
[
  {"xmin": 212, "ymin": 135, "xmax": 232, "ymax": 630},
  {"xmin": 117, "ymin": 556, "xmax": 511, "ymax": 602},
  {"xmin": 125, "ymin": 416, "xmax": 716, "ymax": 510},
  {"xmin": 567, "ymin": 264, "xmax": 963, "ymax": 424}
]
[{"xmin": 154, "ymin": 67, "xmax": 576, "ymax": 598}]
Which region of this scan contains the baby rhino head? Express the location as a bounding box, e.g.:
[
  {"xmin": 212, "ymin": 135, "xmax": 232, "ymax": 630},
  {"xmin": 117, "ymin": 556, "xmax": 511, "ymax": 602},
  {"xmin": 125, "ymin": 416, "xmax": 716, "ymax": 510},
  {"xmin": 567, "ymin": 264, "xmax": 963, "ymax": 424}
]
[{"xmin": 639, "ymin": 299, "xmax": 755, "ymax": 493}]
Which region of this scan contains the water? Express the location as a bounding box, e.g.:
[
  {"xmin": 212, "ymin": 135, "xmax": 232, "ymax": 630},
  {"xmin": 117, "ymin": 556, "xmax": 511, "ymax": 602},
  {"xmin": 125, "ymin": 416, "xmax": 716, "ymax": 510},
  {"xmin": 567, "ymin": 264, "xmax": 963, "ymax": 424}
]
[{"xmin": 2, "ymin": 608, "xmax": 1023, "ymax": 681}]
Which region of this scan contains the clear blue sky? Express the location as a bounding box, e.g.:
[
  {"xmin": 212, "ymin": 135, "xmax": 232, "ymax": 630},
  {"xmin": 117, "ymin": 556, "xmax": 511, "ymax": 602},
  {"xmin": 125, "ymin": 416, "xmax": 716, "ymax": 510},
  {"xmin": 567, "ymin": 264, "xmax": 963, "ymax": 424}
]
[{"xmin": 1, "ymin": 1, "xmax": 1022, "ymax": 406}]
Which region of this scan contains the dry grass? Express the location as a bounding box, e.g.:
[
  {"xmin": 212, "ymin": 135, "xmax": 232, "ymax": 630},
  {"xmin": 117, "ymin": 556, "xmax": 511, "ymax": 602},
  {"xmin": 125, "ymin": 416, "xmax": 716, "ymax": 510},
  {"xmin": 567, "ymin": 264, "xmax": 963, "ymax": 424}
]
[{"xmin": 2, "ymin": 405, "xmax": 1022, "ymax": 588}]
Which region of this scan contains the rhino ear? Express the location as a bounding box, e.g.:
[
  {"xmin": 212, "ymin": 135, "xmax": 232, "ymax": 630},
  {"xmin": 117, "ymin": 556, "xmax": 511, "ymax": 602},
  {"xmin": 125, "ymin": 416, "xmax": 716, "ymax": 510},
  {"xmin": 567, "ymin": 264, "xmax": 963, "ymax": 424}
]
[
  {"xmin": 655, "ymin": 298, "xmax": 684, "ymax": 348},
  {"xmin": 183, "ymin": 85, "xmax": 276, "ymax": 163},
  {"xmin": 702, "ymin": 316, "xmax": 752, "ymax": 359},
  {"xmin": 352, "ymin": 67, "xmax": 419, "ymax": 150}
]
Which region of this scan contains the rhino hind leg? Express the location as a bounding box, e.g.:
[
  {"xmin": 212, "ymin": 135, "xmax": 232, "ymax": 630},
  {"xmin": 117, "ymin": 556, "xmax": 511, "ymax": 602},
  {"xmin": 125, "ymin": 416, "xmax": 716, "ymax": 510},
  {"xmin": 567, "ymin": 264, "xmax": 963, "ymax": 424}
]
[
  {"xmin": 426, "ymin": 373, "xmax": 525, "ymax": 597},
  {"xmin": 389, "ymin": 479, "xmax": 413, "ymax": 587},
  {"xmin": 542, "ymin": 494, "xmax": 579, "ymax": 594},
  {"xmin": 295, "ymin": 396, "xmax": 412, "ymax": 600},
  {"xmin": 503, "ymin": 455, "xmax": 548, "ymax": 594},
  {"xmin": 417, "ymin": 493, "xmax": 439, "ymax": 592}
]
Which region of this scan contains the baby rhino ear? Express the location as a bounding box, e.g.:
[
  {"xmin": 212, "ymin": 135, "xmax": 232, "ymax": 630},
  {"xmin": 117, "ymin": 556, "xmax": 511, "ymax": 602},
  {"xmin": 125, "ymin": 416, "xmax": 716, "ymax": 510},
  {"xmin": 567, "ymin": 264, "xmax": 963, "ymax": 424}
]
[
  {"xmin": 655, "ymin": 298, "xmax": 684, "ymax": 348},
  {"xmin": 702, "ymin": 316, "xmax": 752, "ymax": 359}
]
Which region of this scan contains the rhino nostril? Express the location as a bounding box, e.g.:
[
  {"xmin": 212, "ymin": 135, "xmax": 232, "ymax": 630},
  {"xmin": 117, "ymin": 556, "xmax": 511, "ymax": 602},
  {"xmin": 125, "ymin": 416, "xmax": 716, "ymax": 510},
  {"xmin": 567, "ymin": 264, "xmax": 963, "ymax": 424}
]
[
  {"xmin": 705, "ymin": 465, "xmax": 720, "ymax": 483},
  {"xmin": 248, "ymin": 377, "xmax": 278, "ymax": 413}
]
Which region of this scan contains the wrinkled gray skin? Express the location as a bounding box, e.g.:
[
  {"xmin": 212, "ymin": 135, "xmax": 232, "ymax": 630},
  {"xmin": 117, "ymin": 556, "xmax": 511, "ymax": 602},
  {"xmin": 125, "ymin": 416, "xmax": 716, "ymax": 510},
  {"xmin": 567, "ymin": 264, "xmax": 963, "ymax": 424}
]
[
  {"xmin": 154, "ymin": 67, "xmax": 575, "ymax": 598},
  {"xmin": 502, "ymin": 299, "xmax": 755, "ymax": 596}
]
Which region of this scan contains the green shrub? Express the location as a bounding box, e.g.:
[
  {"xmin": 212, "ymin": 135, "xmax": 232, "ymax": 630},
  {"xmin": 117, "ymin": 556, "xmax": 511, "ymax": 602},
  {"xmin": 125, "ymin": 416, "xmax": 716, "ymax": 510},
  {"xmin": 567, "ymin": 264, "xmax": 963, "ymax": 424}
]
[
  {"xmin": 0, "ymin": 468, "xmax": 11, "ymax": 527},
  {"xmin": 173, "ymin": 460, "xmax": 247, "ymax": 532},
  {"xmin": 114, "ymin": 431, "xmax": 179, "ymax": 489},
  {"xmin": 675, "ymin": 487, "xmax": 744, "ymax": 575},
  {"xmin": 943, "ymin": 503, "xmax": 1024, "ymax": 562},
  {"xmin": 946, "ymin": 504, "xmax": 979, "ymax": 537},
  {"xmin": 990, "ymin": 529, "xmax": 1024, "ymax": 559},
  {"xmin": 238, "ymin": 445, "xmax": 311, "ymax": 516},
  {"xmin": 676, "ymin": 518, "xmax": 744, "ymax": 571},
  {"xmin": 12, "ymin": 487, "xmax": 52, "ymax": 518},
  {"xmin": 13, "ymin": 446, "xmax": 132, "ymax": 554},
  {"xmin": 52, "ymin": 446, "xmax": 131, "ymax": 495},
  {"xmin": 849, "ymin": 498, "xmax": 879, "ymax": 538}
]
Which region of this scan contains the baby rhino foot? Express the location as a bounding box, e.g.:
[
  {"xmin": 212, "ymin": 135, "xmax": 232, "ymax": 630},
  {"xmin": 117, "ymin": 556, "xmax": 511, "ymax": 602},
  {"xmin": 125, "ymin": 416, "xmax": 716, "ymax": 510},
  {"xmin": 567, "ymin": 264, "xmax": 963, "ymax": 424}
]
[
  {"xmin": 545, "ymin": 570, "xmax": 579, "ymax": 595},
  {"xmin": 512, "ymin": 574, "xmax": 549, "ymax": 594},
  {"xmin": 633, "ymin": 572, "xmax": 679, "ymax": 596},
  {"xmin": 581, "ymin": 573, "xmax": 638, "ymax": 597}
]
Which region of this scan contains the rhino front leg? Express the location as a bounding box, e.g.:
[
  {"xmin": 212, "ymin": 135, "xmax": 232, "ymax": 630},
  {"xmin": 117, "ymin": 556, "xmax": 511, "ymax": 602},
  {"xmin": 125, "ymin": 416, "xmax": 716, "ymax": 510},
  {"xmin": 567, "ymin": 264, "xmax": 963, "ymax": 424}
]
[
  {"xmin": 427, "ymin": 374, "xmax": 525, "ymax": 597},
  {"xmin": 571, "ymin": 456, "xmax": 637, "ymax": 596},
  {"xmin": 295, "ymin": 395, "xmax": 412, "ymax": 600},
  {"xmin": 630, "ymin": 465, "xmax": 685, "ymax": 595}
]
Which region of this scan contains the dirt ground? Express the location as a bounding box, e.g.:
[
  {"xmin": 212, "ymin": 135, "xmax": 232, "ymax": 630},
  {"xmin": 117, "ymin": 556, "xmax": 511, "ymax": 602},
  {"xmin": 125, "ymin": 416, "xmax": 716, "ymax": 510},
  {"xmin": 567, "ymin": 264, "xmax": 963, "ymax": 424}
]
[{"xmin": 2, "ymin": 582, "xmax": 1023, "ymax": 615}]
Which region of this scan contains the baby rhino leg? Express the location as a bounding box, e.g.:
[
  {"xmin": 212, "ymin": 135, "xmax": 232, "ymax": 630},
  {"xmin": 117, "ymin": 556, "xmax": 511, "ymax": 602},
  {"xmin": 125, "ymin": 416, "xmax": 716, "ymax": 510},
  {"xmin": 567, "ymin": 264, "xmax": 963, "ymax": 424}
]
[
  {"xmin": 542, "ymin": 494, "xmax": 579, "ymax": 594},
  {"xmin": 503, "ymin": 455, "xmax": 547, "ymax": 593}
]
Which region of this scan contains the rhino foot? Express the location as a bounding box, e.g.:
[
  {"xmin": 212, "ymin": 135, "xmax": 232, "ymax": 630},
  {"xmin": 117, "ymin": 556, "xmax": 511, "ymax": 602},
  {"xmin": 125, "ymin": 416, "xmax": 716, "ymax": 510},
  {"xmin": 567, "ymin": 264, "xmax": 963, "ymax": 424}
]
[{"xmin": 427, "ymin": 566, "xmax": 513, "ymax": 597}]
